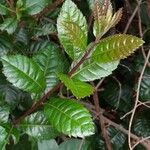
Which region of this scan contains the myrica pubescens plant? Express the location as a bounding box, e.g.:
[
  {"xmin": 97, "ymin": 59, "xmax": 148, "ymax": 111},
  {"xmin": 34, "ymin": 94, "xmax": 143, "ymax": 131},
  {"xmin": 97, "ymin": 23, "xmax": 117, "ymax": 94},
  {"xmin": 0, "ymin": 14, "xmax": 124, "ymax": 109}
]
[{"xmin": 0, "ymin": 0, "xmax": 145, "ymax": 149}]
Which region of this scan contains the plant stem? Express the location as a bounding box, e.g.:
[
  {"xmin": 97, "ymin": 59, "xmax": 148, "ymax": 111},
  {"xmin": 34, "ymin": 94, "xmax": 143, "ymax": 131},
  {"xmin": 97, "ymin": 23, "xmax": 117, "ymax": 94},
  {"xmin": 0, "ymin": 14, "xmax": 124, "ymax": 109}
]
[
  {"xmin": 93, "ymin": 91, "xmax": 112, "ymax": 150},
  {"xmin": 35, "ymin": 0, "xmax": 65, "ymax": 19},
  {"xmin": 14, "ymin": 41, "xmax": 98, "ymax": 125}
]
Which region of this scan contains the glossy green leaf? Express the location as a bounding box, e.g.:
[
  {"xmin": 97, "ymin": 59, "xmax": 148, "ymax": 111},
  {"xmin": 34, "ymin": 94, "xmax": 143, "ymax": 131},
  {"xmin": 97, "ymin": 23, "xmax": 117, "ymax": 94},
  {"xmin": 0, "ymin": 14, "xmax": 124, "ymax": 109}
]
[
  {"xmin": 0, "ymin": 106, "xmax": 9, "ymax": 123},
  {"xmin": 25, "ymin": 0, "xmax": 49, "ymax": 15},
  {"xmin": 58, "ymin": 73, "xmax": 94, "ymax": 98},
  {"xmin": 20, "ymin": 111, "xmax": 59, "ymax": 140},
  {"xmin": 1, "ymin": 55, "xmax": 46, "ymax": 93},
  {"xmin": 0, "ymin": 18, "xmax": 18, "ymax": 34},
  {"xmin": 33, "ymin": 44, "xmax": 67, "ymax": 92},
  {"xmin": 0, "ymin": 4, "xmax": 9, "ymax": 15},
  {"xmin": 44, "ymin": 98, "xmax": 95, "ymax": 137},
  {"xmin": 0, "ymin": 126, "xmax": 7, "ymax": 150},
  {"xmin": 38, "ymin": 140, "xmax": 59, "ymax": 150},
  {"xmin": 57, "ymin": 0, "xmax": 88, "ymax": 59},
  {"xmin": 93, "ymin": 1, "xmax": 122, "ymax": 38},
  {"xmin": 72, "ymin": 60, "xmax": 119, "ymax": 81},
  {"xmin": 92, "ymin": 34, "xmax": 144, "ymax": 63}
]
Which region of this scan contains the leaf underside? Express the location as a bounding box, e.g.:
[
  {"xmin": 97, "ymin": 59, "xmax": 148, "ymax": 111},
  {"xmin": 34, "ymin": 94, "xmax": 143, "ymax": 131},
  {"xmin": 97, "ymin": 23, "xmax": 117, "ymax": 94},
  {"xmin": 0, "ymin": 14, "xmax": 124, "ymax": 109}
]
[{"xmin": 58, "ymin": 73, "xmax": 94, "ymax": 98}]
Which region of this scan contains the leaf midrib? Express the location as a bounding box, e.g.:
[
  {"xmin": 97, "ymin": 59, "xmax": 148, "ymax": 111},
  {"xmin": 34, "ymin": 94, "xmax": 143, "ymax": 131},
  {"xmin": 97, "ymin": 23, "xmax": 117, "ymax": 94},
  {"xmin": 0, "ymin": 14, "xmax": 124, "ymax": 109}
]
[
  {"xmin": 47, "ymin": 103, "xmax": 82, "ymax": 129},
  {"xmin": 2, "ymin": 58, "xmax": 43, "ymax": 91}
]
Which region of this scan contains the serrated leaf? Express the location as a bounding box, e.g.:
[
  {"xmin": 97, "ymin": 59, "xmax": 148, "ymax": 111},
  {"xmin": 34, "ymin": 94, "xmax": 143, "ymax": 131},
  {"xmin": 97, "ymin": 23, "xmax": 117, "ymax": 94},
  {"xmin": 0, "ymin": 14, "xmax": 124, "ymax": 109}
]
[
  {"xmin": 92, "ymin": 34, "xmax": 144, "ymax": 63},
  {"xmin": 14, "ymin": 27, "xmax": 29, "ymax": 45},
  {"xmin": 44, "ymin": 98, "xmax": 95, "ymax": 137},
  {"xmin": 33, "ymin": 23, "xmax": 56, "ymax": 38},
  {"xmin": 58, "ymin": 73, "xmax": 94, "ymax": 98},
  {"xmin": 57, "ymin": 0, "xmax": 88, "ymax": 59},
  {"xmin": 0, "ymin": 106, "xmax": 9, "ymax": 123},
  {"xmin": 72, "ymin": 59, "xmax": 119, "ymax": 81},
  {"xmin": 93, "ymin": 1, "xmax": 122, "ymax": 38},
  {"xmin": 0, "ymin": 18, "xmax": 18, "ymax": 34},
  {"xmin": 33, "ymin": 43, "xmax": 67, "ymax": 92},
  {"xmin": 133, "ymin": 110, "xmax": 150, "ymax": 137},
  {"xmin": 108, "ymin": 127, "xmax": 126, "ymax": 149},
  {"xmin": 38, "ymin": 140, "xmax": 59, "ymax": 150},
  {"xmin": 0, "ymin": 4, "xmax": 9, "ymax": 15},
  {"xmin": 25, "ymin": 0, "xmax": 49, "ymax": 15},
  {"xmin": 0, "ymin": 126, "xmax": 7, "ymax": 150},
  {"xmin": 29, "ymin": 40, "xmax": 49, "ymax": 54},
  {"xmin": 1, "ymin": 55, "xmax": 46, "ymax": 93},
  {"xmin": 20, "ymin": 111, "xmax": 59, "ymax": 140},
  {"xmin": 101, "ymin": 79, "xmax": 132, "ymax": 113}
]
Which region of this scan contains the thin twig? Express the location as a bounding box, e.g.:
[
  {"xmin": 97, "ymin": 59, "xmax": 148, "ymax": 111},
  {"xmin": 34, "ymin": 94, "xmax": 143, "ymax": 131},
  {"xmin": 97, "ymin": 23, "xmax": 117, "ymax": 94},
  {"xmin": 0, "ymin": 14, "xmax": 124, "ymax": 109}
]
[
  {"xmin": 132, "ymin": 136, "xmax": 150, "ymax": 149},
  {"xmin": 104, "ymin": 116, "xmax": 150, "ymax": 150},
  {"xmin": 35, "ymin": 0, "xmax": 64, "ymax": 19},
  {"xmin": 95, "ymin": 78, "xmax": 105, "ymax": 90},
  {"xmin": 81, "ymin": 101, "xmax": 150, "ymax": 149},
  {"xmin": 93, "ymin": 89, "xmax": 112, "ymax": 150},
  {"xmin": 128, "ymin": 50, "xmax": 150, "ymax": 150},
  {"xmin": 137, "ymin": 2, "xmax": 150, "ymax": 67},
  {"xmin": 124, "ymin": 0, "xmax": 142, "ymax": 33},
  {"xmin": 121, "ymin": 101, "xmax": 150, "ymax": 120}
]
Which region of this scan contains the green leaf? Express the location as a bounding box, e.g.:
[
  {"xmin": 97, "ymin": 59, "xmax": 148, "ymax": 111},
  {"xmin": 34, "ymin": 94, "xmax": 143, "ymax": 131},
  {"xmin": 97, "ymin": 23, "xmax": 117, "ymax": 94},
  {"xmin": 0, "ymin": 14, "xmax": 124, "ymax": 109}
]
[
  {"xmin": 0, "ymin": 35, "xmax": 13, "ymax": 56},
  {"xmin": 25, "ymin": 0, "xmax": 49, "ymax": 15},
  {"xmin": 0, "ymin": 106, "xmax": 9, "ymax": 123},
  {"xmin": 57, "ymin": 0, "xmax": 88, "ymax": 59},
  {"xmin": 0, "ymin": 18, "xmax": 18, "ymax": 34},
  {"xmin": 58, "ymin": 73, "xmax": 94, "ymax": 98},
  {"xmin": 4, "ymin": 125, "xmax": 20, "ymax": 146},
  {"xmin": 0, "ymin": 126, "xmax": 7, "ymax": 150},
  {"xmin": 33, "ymin": 23, "xmax": 56, "ymax": 38},
  {"xmin": 101, "ymin": 79, "xmax": 132, "ymax": 113},
  {"xmin": 133, "ymin": 109, "xmax": 150, "ymax": 138},
  {"xmin": 29, "ymin": 40, "xmax": 49, "ymax": 54},
  {"xmin": 72, "ymin": 60, "xmax": 119, "ymax": 81},
  {"xmin": 38, "ymin": 140, "xmax": 59, "ymax": 150},
  {"xmin": 44, "ymin": 98, "xmax": 95, "ymax": 137},
  {"xmin": 92, "ymin": 34, "xmax": 144, "ymax": 63},
  {"xmin": 0, "ymin": 4, "xmax": 9, "ymax": 15},
  {"xmin": 139, "ymin": 70, "xmax": 150, "ymax": 101},
  {"xmin": 20, "ymin": 111, "xmax": 59, "ymax": 140},
  {"xmin": 1, "ymin": 55, "xmax": 46, "ymax": 93},
  {"xmin": 14, "ymin": 27, "xmax": 29, "ymax": 45},
  {"xmin": 33, "ymin": 43, "xmax": 67, "ymax": 92},
  {"xmin": 108, "ymin": 127, "xmax": 126, "ymax": 150},
  {"xmin": 59, "ymin": 139, "xmax": 90, "ymax": 150},
  {"xmin": 93, "ymin": 1, "xmax": 122, "ymax": 38}
]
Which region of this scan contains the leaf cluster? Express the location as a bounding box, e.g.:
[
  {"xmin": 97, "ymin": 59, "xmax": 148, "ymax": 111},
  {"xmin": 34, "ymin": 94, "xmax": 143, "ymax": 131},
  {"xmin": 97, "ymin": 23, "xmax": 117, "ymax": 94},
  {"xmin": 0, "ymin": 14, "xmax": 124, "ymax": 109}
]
[{"xmin": 0, "ymin": 0, "xmax": 148, "ymax": 150}]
